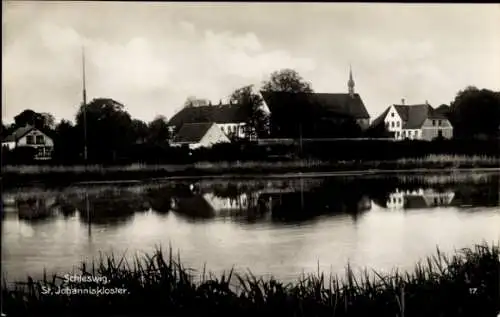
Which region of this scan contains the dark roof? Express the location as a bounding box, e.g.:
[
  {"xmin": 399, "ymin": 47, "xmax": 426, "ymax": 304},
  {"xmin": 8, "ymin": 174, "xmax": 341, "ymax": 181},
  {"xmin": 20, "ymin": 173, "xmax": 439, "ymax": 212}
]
[
  {"xmin": 369, "ymin": 107, "xmax": 390, "ymax": 130},
  {"xmin": 393, "ymin": 104, "xmax": 448, "ymax": 129},
  {"xmin": 168, "ymin": 104, "xmax": 249, "ymax": 128},
  {"xmin": 2, "ymin": 125, "xmax": 35, "ymax": 142},
  {"xmin": 260, "ymin": 91, "xmax": 370, "ymax": 119},
  {"xmin": 405, "ymin": 196, "xmax": 429, "ymax": 209},
  {"xmin": 172, "ymin": 122, "xmax": 214, "ymax": 143}
]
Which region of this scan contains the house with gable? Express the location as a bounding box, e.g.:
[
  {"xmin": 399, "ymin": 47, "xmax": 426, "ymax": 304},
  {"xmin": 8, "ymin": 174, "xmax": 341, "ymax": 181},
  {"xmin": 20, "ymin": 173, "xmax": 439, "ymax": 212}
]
[
  {"xmin": 369, "ymin": 99, "xmax": 453, "ymax": 141},
  {"xmin": 260, "ymin": 67, "xmax": 371, "ymax": 138},
  {"xmin": 1, "ymin": 124, "xmax": 54, "ymax": 160},
  {"xmin": 167, "ymin": 100, "xmax": 251, "ymax": 143},
  {"xmin": 169, "ymin": 122, "xmax": 231, "ymax": 150}
]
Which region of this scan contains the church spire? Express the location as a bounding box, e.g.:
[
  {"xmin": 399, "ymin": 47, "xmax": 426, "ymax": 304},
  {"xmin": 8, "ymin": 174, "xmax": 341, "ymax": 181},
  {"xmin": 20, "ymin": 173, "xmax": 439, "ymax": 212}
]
[{"xmin": 348, "ymin": 64, "xmax": 355, "ymax": 96}]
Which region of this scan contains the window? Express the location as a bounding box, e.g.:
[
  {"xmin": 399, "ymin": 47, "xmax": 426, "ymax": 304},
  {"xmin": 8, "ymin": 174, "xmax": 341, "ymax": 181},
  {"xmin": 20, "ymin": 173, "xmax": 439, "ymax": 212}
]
[
  {"xmin": 221, "ymin": 126, "xmax": 225, "ymax": 132},
  {"xmin": 26, "ymin": 135, "xmax": 34, "ymax": 144},
  {"xmin": 396, "ymin": 121, "xmax": 400, "ymax": 127},
  {"xmin": 432, "ymin": 120, "xmax": 436, "ymax": 126},
  {"xmin": 396, "ymin": 131, "xmax": 400, "ymax": 138},
  {"xmin": 438, "ymin": 120, "xmax": 442, "ymax": 126},
  {"xmin": 36, "ymin": 135, "xmax": 44, "ymax": 144},
  {"xmin": 391, "ymin": 122, "xmax": 395, "ymax": 128},
  {"xmin": 391, "ymin": 112, "xmax": 394, "ymax": 117},
  {"xmin": 409, "ymin": 131, "xmax": 413, "ymax": 136}
]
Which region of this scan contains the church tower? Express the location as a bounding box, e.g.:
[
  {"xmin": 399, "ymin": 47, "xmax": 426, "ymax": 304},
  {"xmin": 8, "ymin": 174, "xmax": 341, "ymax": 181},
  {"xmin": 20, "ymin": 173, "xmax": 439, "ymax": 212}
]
[{"xmin": 348, "ymin": 64, "xmax": 355, "ymax": 97}]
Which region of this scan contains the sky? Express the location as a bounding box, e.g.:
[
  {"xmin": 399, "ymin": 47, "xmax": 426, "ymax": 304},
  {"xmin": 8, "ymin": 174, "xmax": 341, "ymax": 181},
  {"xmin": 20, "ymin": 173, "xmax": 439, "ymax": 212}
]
[{"xmin": 3, "ymin": 2, "xmax": 500, "ymax": 124}]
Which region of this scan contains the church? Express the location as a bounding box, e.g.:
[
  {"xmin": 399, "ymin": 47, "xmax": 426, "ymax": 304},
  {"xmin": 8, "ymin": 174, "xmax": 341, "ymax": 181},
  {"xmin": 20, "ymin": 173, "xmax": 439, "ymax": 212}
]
[{"xmin": 260, "ymin": 67, "xmax": 371, "ymax": 138}]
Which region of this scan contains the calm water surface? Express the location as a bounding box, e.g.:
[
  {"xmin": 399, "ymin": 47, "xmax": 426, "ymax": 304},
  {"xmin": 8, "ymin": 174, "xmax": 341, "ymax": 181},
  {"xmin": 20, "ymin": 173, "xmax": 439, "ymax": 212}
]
[{"xmin": 2, "ymin": 172, "xmax": 499, "ymax": 283}]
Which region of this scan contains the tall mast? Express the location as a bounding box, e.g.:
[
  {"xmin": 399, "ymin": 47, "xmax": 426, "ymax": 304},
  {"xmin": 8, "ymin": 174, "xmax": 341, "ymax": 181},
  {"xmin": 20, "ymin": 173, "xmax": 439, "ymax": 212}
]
[{"xmin": 82, "ymin": 46, "xmax": 88, "ymax": 161}]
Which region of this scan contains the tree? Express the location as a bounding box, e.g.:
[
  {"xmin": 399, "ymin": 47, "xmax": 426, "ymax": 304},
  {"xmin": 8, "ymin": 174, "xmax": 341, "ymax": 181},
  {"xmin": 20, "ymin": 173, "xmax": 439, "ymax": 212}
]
[
  {"xmin": 183, "ymin": 96, "xmax": 209, "ymax": 107},
  {"xmin": 131, "ymin": 119, "xmax": 149, "ymax": 144},
  {"xmin": 261, "ymin": 69, "xmax": 313, "ymax": 93},
  {"xmin": 230, "ymin": 85, "xmax": 270, "ymax": 139},
  {"xmin": 40, "ymin": 113, "xmax": 56, "ymax": 130},
  {"xmin": 75, "ymin": 98, "xmax": 134, "ymax": 161},
  {"xmin": 13, "ymin": 109, "xmax": 54, "ymax": 130},
  {"xmin": 1, "ymin": 122, "xmax": 6, "ymax": 138},
  {"xmin": 147, "ymin": 115, "xmax": 170, "ymax": 144},
  {"xmin": 53, "ymin": 119, "xmax": 79, "ymax": 162},
  {"xmin": 449, "ymin": 86, "xmax": 500, "ymax": 139}
]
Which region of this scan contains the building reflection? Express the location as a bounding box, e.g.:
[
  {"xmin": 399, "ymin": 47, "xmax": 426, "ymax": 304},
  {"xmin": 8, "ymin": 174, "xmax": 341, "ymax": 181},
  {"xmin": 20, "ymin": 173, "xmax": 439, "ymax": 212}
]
[{"xmin": 385, "ymin": 188, "xmax": 455, "ymax": 209}]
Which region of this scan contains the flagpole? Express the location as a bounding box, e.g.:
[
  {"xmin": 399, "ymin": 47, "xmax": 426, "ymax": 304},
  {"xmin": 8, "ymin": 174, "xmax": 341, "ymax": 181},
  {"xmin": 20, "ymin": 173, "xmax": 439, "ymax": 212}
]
[{"xmin": 82, "ymin": 46, "xmax": 88, "ymax": 162}]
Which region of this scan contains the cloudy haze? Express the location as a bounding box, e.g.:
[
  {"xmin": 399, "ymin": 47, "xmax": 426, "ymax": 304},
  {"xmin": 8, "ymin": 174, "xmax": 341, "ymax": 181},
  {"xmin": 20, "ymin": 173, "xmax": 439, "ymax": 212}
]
[{"xmin": 2, "ymin": 2, "xmax": 500, "ymax": 124}]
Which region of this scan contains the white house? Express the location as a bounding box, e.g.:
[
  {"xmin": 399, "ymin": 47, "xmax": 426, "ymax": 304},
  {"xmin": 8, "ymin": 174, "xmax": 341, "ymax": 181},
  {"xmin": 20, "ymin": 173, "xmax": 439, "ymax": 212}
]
[
  {"xmin": 169, "ymin": 122, "xmax": 230, "ymax": 149},
  {"xmin": 370, "ymin": 100, "xmax": 453, "ymax": 141},
  {"xmin": 1, "ymin": 124, "xmax": 54, "ymax": 159}
]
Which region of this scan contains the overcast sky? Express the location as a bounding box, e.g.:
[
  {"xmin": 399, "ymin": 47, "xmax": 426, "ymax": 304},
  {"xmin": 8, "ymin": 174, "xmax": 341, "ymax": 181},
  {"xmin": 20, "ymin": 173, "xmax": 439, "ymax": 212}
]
[{"xmin": 3, "ymin": 2, "xmax": 500, "ymax": 124}]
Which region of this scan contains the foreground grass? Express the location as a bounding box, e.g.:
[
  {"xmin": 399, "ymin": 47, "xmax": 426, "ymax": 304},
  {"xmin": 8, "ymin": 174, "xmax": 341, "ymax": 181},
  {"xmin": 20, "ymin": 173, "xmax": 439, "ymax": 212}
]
[{"xmin": 2, "ymin": 243, "xmax": 499, "ymax": 317}]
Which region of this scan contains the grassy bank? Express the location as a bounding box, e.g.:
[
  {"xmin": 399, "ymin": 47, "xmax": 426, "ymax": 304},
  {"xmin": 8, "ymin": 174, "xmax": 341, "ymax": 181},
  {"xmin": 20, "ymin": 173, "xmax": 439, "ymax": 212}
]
[
  {"xmin": 2, "ymin": 155, "xmax": 499, "ymax": 188},
  {"xmin": 2, "ymin": 243, "xmax": 498, "ymax": 317}
]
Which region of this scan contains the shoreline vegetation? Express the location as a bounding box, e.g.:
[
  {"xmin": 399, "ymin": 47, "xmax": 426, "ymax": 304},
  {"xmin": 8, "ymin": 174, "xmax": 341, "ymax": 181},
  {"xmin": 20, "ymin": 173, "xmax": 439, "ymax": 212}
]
[
  {"xmin": 2, "ymin": 154, "xmax": 500, "ymax": 187},
  {"xmin": 2, "ymin": 243, "xmax": 498, "ymax": 317}
]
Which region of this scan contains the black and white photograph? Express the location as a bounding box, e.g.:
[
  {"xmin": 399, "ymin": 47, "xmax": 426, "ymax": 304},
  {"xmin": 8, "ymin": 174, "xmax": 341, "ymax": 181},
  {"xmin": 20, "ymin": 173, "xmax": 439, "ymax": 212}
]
[{"xmin": 1, "ymin": 2, "xmax": 500, "ymax": 317}]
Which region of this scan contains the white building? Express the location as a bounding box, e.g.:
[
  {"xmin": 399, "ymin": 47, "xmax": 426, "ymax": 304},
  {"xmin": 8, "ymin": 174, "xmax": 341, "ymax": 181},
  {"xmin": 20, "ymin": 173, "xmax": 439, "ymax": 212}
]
[{"xmin": 370, "ymin": 100, "xmax": 453, "ymax": 141}]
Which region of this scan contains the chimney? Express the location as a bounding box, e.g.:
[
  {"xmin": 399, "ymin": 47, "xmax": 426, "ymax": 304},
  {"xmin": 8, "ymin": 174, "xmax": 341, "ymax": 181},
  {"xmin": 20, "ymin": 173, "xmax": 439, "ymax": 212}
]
[
  {"xmin": 208, "ymin": 100, "xmax": 212, "ymax": 106},
  {"xmin": 425, "ymin": 100, "xmax": 429, "ymax": 105},
  {"xmin": 219, "ymin": 99, "xmax": 222, "ymax": 105},
  {"xmin": 401, "ymin": 98, "xmax": 405, "ymax": 105}
]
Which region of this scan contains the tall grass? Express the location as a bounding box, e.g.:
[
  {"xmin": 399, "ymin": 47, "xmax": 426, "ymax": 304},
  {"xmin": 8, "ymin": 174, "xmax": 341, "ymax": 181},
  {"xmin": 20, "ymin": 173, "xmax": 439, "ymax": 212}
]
[
  {"xmin": 3, "ymin": 155, "xmax": 499, "ymax": 176},
  {"xmin": 2, "ymin": 243, "xmax": 498, "ymax": 317},
  {"xmin": 396, "ymin": 154, "xmax": 500, "ymax": 165}
]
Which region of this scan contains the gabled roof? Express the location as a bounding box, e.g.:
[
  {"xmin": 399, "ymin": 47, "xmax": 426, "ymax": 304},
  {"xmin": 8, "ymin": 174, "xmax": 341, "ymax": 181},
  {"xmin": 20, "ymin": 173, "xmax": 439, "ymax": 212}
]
[
  {"xmin": 392, "ymin": 104, "xmax": 449, "ymax": 129},
  {"xmin": 2, "ymin": 125, "xmax": 35, "ymax": 142},
  {"xmin": 172, "ymin": 122, "xmax": 215, "ymax": 144},
  {"xmin": 369, "ymin": 107, "xmax": 390, "ymax": 130},
  {"xmin": 260, "ymin": 91, "xmax": 370, "ymax": 119},
  {"xmin": 168, "ymin": 104, "xmax": 249, "ymax": 128}
]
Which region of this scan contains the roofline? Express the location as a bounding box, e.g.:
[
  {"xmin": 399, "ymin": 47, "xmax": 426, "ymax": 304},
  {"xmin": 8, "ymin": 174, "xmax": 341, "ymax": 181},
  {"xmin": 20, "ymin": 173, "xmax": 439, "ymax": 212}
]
[{"xmin": 3, "ymin": 125, "xmax": 37, "ymax": 142}]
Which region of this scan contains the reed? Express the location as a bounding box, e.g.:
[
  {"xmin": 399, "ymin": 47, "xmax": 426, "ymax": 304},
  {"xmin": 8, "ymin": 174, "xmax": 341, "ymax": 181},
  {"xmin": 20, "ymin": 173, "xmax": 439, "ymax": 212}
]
[
  {"xmin": 3, "ymin": 155, "xmax": 499, "ymax": 175},
  {"xmin": 2, "ymin": 242, "xmax": 498, "ymax": 317}
]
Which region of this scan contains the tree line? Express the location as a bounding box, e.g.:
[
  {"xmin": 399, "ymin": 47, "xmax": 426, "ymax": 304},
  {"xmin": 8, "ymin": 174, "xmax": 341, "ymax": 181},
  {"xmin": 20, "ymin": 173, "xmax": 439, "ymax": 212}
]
[{"xmin": 1, "ymin": 69, "xmax": 499, "ymax": 164}]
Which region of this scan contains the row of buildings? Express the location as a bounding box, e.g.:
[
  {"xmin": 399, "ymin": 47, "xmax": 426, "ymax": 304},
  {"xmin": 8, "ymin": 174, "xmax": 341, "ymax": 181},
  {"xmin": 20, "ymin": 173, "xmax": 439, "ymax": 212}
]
[
  {"xmin": 1, "ymin": 67, "xmax": 454, "ymax": 158},
  {"xmin": 168, "ymin": 68, "xmax": 453, "ymax": 149}
]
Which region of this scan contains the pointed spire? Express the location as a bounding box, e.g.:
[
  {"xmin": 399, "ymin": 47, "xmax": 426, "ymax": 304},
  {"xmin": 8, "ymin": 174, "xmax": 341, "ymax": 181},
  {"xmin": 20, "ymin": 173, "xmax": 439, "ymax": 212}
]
[{"xmin": 348, "ymin": 64, "xmax": 355, "ymax": 96}]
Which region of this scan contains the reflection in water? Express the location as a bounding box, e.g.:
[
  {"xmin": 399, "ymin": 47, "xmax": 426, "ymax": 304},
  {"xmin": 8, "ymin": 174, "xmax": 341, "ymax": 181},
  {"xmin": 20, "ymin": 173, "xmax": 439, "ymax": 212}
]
[
  {"xmin": 383, "ymin": 189, "xmax": 455, "ymax": 209},
  {"xmin": 2, "ymin": 173, "xmax": 499, "ymax": 225},
  {"xmin": 2, "ymin": 172, "xmax": 499, "ymax": 283}
]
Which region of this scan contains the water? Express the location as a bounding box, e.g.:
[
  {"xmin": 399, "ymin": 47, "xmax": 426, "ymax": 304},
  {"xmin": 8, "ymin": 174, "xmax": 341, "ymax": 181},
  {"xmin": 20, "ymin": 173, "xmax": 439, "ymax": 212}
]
[{"xmin": 2, "ymin": 171, "xmax": 499, "ymax": 283}]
